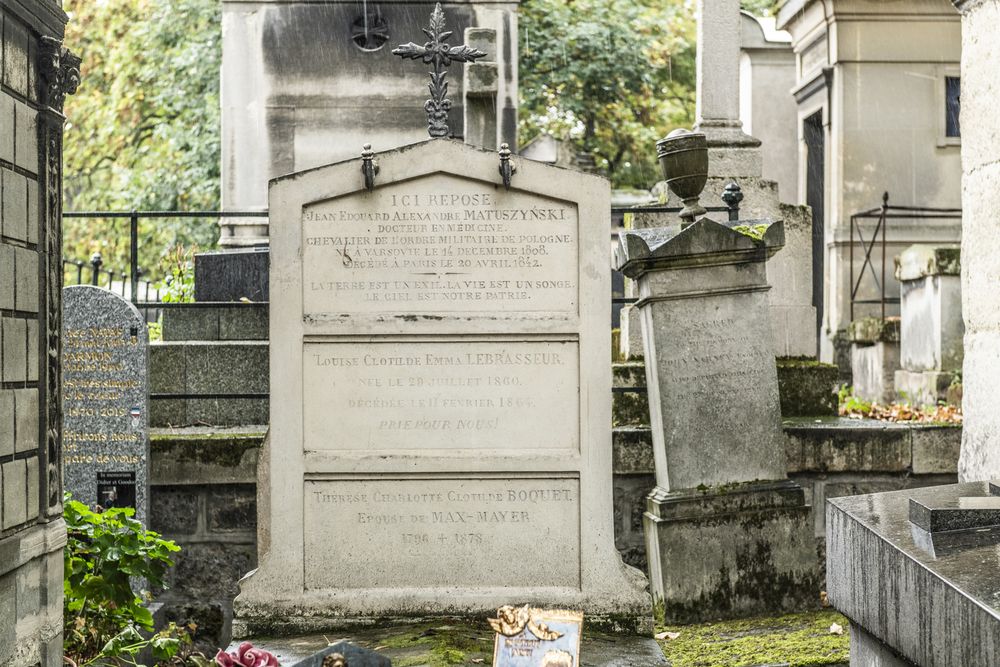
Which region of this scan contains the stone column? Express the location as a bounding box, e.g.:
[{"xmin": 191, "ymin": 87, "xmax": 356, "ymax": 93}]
[
  {"xmin": 953, "ymin": 0, "xmax": 1000, "ymax": 481},
  {"xmin": 695, "ymin": 0, "xmax": 761, "ymax": 178},
  {"xmin": 616, "ymin": 216, "xmax": 817, "ymax": 623},
  {"xmin": 686, "ymin": 0, "xmax": 816, "ymax": 356},
  {"xmin": 463, "ymin": 28, "xmax": 498, "ymax": 151}
]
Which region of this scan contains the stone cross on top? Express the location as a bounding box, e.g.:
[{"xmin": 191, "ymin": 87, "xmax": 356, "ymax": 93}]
[{"xmin": 393, "ymin": 2, "xmax": 487, "ymax": 138}]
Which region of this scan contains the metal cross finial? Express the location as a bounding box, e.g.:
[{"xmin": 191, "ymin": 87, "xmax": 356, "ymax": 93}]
[{"xmin": 392, "ymin": 3, "xmax": 487, "ymax": 138}]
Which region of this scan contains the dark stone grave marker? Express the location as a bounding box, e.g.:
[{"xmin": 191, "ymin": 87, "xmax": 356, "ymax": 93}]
[{"xmin": 62, "ymin": 285, "xmax": 150, "ymax": 525}]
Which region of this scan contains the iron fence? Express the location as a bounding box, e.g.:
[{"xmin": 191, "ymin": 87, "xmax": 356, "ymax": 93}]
[
  {"xmin": 848, "ymin": 193, "xmax": 962, "ymax": 322},
  {"xmin": 61, "ymin": 210, "xmax": 269, "ymax": 306}
]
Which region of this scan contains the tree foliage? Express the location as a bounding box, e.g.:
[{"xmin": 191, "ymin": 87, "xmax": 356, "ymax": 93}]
[
  {"xmin": 519, "ymin": 0, "xmax": 696, "ymax": 189},
  {"xmin": 62, "ymin": 0, "xmax": 221, "ymax": 278}
]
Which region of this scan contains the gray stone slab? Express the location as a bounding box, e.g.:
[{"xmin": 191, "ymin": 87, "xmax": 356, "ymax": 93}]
[
  {"xmin": 62, "ymin": 285, "xmax": 150, "ymax": 525},
  {"xmin": 161, "ymin": 307, "xmax": 219, "ymax": 342},
  {"xmin": 219, "ymin": 304, "xmax": 269, "ymax": 341},
  {"xmin": 194, "ymin": 248, "xmax": 269, "ymax": 302},
  {"xmin": 827, "ymin": 482, "xmax": 1000, "ymax": 666}
]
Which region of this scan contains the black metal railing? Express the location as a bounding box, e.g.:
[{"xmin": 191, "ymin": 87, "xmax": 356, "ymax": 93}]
[
  {"xmin": 62, "ymin": 252, "xmax": 161, "ymax": 301},
  {"xmin": 62, "ymin": 210, "xmax": 269, "ymax": 305},
  {"xmin": 848, "ymin": 193, "xmax": 961, "ymax": 322}
]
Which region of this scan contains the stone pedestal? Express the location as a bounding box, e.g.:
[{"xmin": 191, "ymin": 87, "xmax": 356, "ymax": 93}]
[
  {"xmin": 616, "ymin": 217, "xmax": 818, "ymax": 622},
  {"xmin": 848, "ymin": 317, "xmax": 900, "ymax": 404},
  {"xmin": 827, "ymin": 482, "xmax": 1000, "ymax": 666},
  {"xmin": 892, "ymin": 245, "xmax": 962, "ymax": 406}
]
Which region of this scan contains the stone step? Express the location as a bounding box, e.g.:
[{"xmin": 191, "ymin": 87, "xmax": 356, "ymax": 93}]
[
  {"xmin": 149, "ymin": 341, "xmax": 268, "ymax": 427},
  {"xmin": 161, "ymin": 303, "xmax": 268, "ymax": 342},
  {"xmin": 611, "ymin": 419, "xmax": 962, "ymax": 477}
]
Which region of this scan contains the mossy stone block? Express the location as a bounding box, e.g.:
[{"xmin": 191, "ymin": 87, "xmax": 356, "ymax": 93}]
[{"xmin": 777, "ymin": 359, "xmax": 839, "ymax": 417}]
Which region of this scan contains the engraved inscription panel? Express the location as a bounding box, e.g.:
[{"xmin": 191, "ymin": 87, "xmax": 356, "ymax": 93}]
[
  {"xmin": 303, "ymin": 478, "xmax": 581, "ymax": 589},
  {"xmin": 302, "ymin": 173, "xmax": 578, "ymax": 315},
  {"xmin": 303, "ymin": 340, "xmax": 579, "ymax": 451}
]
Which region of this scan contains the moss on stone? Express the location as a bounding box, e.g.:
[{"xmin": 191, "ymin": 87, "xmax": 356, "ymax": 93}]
[
  {"xmin": 732, "ymin": 224, "xmax": 768, "ymax": 241},
  {"xmin": 776, "ymin": 360, "xmax": 839, "ymax": 417},
  {"xmin": 367, "ymin": 621, "xmax": 495, "ymax": 666},
  {"xmin": 150, "ymin": 432, "xmax": 264, "ymax": 467},
  {"xmin": 656, "ymin": 610, "xmax": 850, "ymax": 667}
]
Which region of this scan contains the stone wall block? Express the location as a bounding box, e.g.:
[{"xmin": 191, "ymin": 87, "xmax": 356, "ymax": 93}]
[
  {"xmin": 150, "ymin": 344, "xmax": 186, "ymax": 393},
  {"xmin": 25, "ymin": 457, "xmax": 38, "ymax": 519},
  {"xmin": 161, "ymin": 309, "xmax": 220, "ymax": 342},
  {"xmin": 0, "ymin": 93, "xmax": 13, "ymax": 163},
  {"xmin": 0, "ymin": 572, "xmax": 15, "ymax": 663},
  {"xmin": 2, "ymin": 458, "xmax": 26, "ymax": 529},
  {"xmin": 185, "ymin": 398, "xmax": 268, "ymax": 427},
  {"xmin": 207, "ymin": 485, "xmax": 256, "ymax": 532},
  {"xmin": 3, "ymin": 317, "xmax": 26, "ymax": 382},
  {"xmin": 13, "ymin": 101, "xmax": 36, "ymax": 173},
  {"xmin": 218, "ymin": 306, "xmax": 268, "ymax": 341},
  {"xmin": 184, "ymin": 343, "xmax": 268, "ymax": 394},
  {"xmin": 14, "ymin": 557, "xmax": 41, "ymax": 621},
  {"xmin": 2, "ymin": 168, "xmax": 27, "ymax": 242},
  {"xmin": 25, "ymin": 319, "xmax": 37, "ymax": 382},
  {"xmin": 1, "ymin": 17, "xmax": 28, "ymax": 97},
  {"xmin": 0, "ymin": 390, "xmax": 13, "ymax": 456},
  {"xmin": 14, "ymin": 246, "xmax": 38, "ymax": 312},
  {"xmin": 150, "ymin": 486, "xmax": 200, "ymax": 536},
  {"xmin": 0, "ymin": 243, "xmax": 13, "ymax": 310},
  {"xmin": 13, "ymin": 388, "xmax": 38, "ymax": 453},
  {"xmin": 25, "ymin": 178, "xmax": 36, "ymax": 244}
]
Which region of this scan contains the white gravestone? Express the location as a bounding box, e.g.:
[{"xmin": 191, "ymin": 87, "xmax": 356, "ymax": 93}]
[{"xmin": 233, "ymin": 139, "xmax": 650, "ymax": 635}]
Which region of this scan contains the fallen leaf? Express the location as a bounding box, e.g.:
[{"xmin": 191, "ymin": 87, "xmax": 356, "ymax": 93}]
[
  {"xmin": 829, "ymin": 623, "xmax": 844, "ymax": 635},
  {"xmin": 654, "ymin": 631, "xmax": 681, "ymax": 641}
]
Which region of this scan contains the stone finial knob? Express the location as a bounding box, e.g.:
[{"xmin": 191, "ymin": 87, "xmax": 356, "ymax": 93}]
[{"xmin": 656, "ymin": 129, "xmax": 708, "ymax": 226}]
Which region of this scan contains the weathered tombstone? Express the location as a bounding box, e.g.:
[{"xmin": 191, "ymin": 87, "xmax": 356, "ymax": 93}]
[
  {"xmin": 893, "ymin": 244, "xmax": 962, "ymax": 406},
  {"xmin": 614, "ymin": 131, "xmax": 817, "ymax": 622},
  {"xmin": 62, "ymin": 285, "xmax": 150, "ymax": 525},
  {"xmin": 847, "ymin": 316, "xmax": 901, "ymax": 404},
  {"xmin": 232, "ymin": 136, "xmax": 650, "ymax": 634}
]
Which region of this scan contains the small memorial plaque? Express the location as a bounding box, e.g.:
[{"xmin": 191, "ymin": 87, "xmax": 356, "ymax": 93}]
[
  {"xmin": 62, "ymin": 285, "xmax": 150, "ymax": 524},
  {"xmin": 491, "ymin": 606, "xmax": 583, "ymax": 667}
]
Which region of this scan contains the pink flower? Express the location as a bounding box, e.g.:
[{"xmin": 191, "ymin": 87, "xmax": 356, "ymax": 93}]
[{"xmin": 215, "ymin": 643, "xmax": 279, "ymax": 667}]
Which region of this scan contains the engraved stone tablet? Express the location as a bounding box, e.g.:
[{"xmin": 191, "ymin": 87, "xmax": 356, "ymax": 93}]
[
  {"xmin": 233, "ymin": 139, "xmax": 650, "ymax": 635},
  {"xmin": 62, "ymin": 285, "xmax": 150, "ymax": 525}
]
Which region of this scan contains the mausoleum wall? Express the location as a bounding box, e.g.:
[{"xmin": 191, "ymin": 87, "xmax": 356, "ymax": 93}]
[{"xmin": 0, "ymin": 3, "xmax": 72, "ymax": 665}]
